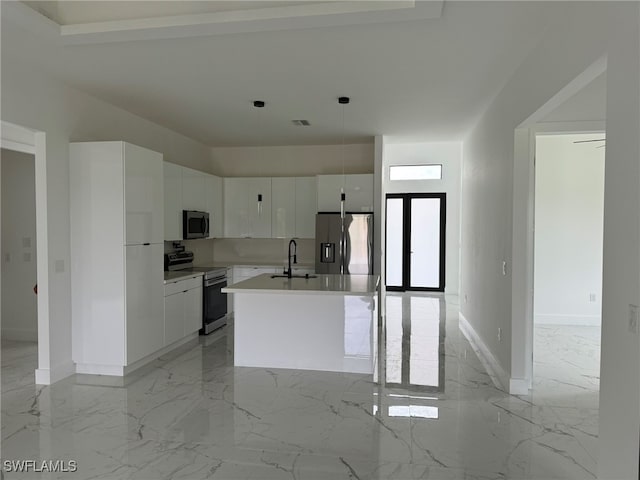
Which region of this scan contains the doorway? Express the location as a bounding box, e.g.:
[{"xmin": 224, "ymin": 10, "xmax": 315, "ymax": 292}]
[
  {"xmin": 385, "ymin": 193, "xmax": 446, "ymax": 292},
  {"xmin": 532, "ymin": 132, "xmax": 604, "ymax": 413}
]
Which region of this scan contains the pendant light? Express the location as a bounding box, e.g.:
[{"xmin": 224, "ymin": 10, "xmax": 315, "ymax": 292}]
[
  {"xmin": 254, "ymin": 100, "xmax": 265, "ymax": 217},
  {"xmin": 338, "ymin": 96, "xmax": 349, "ymax": 275}
]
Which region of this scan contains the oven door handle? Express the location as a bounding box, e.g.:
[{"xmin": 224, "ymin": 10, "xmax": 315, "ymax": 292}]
[{"xmin": 205, "ymin": 278, "xmax": 227, "ymax": 288}]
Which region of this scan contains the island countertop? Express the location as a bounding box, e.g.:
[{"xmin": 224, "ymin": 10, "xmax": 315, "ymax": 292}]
[{"xmin": 222, "ymin": 273, "xmax": 380, "ymax": 296}]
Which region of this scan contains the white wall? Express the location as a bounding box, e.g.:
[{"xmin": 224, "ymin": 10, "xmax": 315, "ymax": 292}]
[
  {"xmin": 461, "ymin": 3, "xmax": 639, "ymax": 479},
  {"xmin": 534, "ymin": 134, "xmax": 605, "ymax": 326},
  {"xmin": 383, "ymin": 142, "xmax": 461, "ymax": 294},
  {"xmin": 210, "ymin": 144, "xmax": 374, "ymax": 177},
  {"xmin": 1, "ymin": 56, "xmax": 212, "ymax": 383},
  {"xmin": 1, "ymin": 148, "xmax": 37, "ymax": 341}
]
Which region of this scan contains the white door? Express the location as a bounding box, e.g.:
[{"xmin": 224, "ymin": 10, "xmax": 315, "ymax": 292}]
[
  {"xmin": 182, "ymin": 167, "xmax": 206, "ymax": 211},
  {"xmin": 224, "ymin": 178, "xmax": 251, "ymax": 237},
  {"xmin": 295, "ymin": 177, "xmax": 317, "ymax": 238},
  {"xmin": 163, "ymin": 162, "xmax": 183, "ymax": 241},
  {"xmin": 205, "ymin": 174, "xmax": 224, "ymax": 238},
  {"xmin": 164, "ymin": 291, "xmax": 184, "ymax": 346},
  {"xmin": 272, "ymin": 177, "xmax": 295, "ymax": 239},
  {"xmin": 248, "ymin": 178, "xmax": 272, "ymax": 238},
  {"xmin": 126, "ymin": 244, "xmax": 164, "ymax": 364},
  {"xmin": 124, "ymin": 143, "xmax": 164, "ymax": 245},
  {"xmin": 184, "ymin": 286, "xmax": 203, "ymax": 335}
]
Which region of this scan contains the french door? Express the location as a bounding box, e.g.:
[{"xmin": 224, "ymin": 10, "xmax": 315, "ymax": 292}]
[{"xmin": 385, "ymin": 193, "xmax": 446, "ymax": 292}]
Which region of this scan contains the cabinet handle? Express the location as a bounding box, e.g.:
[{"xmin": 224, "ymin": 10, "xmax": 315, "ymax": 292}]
[{"xmin": 143, "ymin": 243, "xmax": 150, "ymax": 246}]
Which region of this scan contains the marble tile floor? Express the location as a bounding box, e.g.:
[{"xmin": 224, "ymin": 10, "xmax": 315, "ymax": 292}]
[{"xmin": 1, "ymin": 296, "xmax": 600, "ymax": 479}]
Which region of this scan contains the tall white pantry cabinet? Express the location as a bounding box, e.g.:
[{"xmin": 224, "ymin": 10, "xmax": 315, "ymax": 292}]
[{"xmin": 70, "ymin": 142, "xmax": 164, "ymax": 375}]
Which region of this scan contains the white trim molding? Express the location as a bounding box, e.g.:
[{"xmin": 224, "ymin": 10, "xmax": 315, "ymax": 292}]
[
  {"xmin": 458, "ymin": 312, "xmax": 510, "ymax": 393},
  {"xmin": 35, "ymin": 361, "xmax": 75, "ymax": 385},
  {"xmin": 535, "ymin": 313, "xmax": 601, "ymax": 326}
]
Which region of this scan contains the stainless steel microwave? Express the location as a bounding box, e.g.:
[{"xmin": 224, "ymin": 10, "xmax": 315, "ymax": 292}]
[{"xmin": 183, "ymin": 210, "xmax": 209, "ymax": 239}]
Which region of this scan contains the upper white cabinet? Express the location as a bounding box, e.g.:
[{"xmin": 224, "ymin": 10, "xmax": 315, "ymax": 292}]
[
  {"xmin": 163, "ymin": 162, "xmax": 224, "ymax": 240},
  {"xmin": 317, "ymin": 174, "xmax": 374, "ymax": 213},
  {"xmin": 164, "ymin": 162, "xmax": 183, "ymax": 241},
  {"xmin": 205, "ymin": 174, "xmax": 224, "ymax": 238},
  {"xmin": 181, "ymin": 167, "xmax": 206, "ymax": 211},
  {"xmin": 271, "ymin": 177, "xmax": 296, "ymax": 239},
  {"xmin": 295, "ymin": 177, "xmax": 317, "ymax": 238},
  {"xmin": 224, "ymin": 177, "xmax": 272, "ymax": 238}
]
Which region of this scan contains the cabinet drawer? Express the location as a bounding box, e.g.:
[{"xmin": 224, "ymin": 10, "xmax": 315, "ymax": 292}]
[{"xmin": 164, "ymin": 275, "xmax": 202, "ymax": 296}]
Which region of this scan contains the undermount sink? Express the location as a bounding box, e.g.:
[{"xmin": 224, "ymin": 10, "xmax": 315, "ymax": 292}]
[{"xmin": 270, "ymin": 274, "xmax": 318, "ymax": 279}]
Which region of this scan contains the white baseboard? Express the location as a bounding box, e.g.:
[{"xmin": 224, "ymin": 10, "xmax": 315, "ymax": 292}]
[
  {"xmin": 75, "ymin": 333, "xmax": 199, "ymax": 377},
  {"xmin": 35, "ymin": 360, "xmax": 75, "ymax": 385},
  {"xmin": 458, "ymin": 312, "xmax": 509, "ymax": 392},
  {"xmin": 509, "ymin": 377, "xmax": 531, "ymax": 395},
  {"xmin": 535, "ymin": 313, "xmax": 601, "ymax": 326},
  {"xmin": 2, "ymin": 328, "xmax": 38, "ymax": 342}
]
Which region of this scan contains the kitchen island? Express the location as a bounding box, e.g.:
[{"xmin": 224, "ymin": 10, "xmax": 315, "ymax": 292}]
[{"xmin": 223, "ymin": 274, "xmax": 380, "ymax": 374}]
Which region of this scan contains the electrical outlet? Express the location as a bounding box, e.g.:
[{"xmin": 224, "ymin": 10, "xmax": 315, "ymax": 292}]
[
  {"xmin": 497, "ymin": 328, "xmax": 502, "ymax": 342},
  {"xmin": 55, "ymin": 260, "xmax": 65, "ymax": 273},
  {"xmin": 629, "ymin": 304, "xmax": 639, "ymax": 334},
  {"xmin": 589, "ymin": 293, "xmax": 597, "ymax": 302},
  {"xmin": 22, "ymin": 237, "xmax": 31, "ymax": 248},
  {"xmin": 502, "ymin": 261, "xmax": 507, "ymax": 276},
  {"xmin": 23, "ymin": 252, "xmax": 31, "ymax": 262}
]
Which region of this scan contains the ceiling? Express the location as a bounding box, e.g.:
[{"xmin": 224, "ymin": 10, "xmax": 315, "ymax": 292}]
[{"xmin": 4, "ymin": 1, "xmax": 563, "ymax": 147}]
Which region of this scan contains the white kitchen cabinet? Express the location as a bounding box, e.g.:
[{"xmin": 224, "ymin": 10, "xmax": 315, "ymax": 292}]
[
  {"xmin": 164, "ymin": 276, "xmax": 203, "ymax": 346},
  {"xmin": 124, "ymin": 143, "xmax": 164, "ymax": 245},
  {"xmin": 317, "ymin": 174, "xmax": 374, "ymax": 213},
  {"xmin": 295, "ymin": 176, "xmax": 317, "ymax": 238},
  {"xmin": 184, "ymin": 285, "xmax": 203, "ymax": 335},
  {"xmin": 70, "ymin": 141, "xmax": 164, "ymax": 375},
  {"xmin": 226, "ymin": 267, "xmax": 234, "ymax": 315},
  {"xmin": 271, "ymin": 177, "xmax": 296, "ymax": 239},
  {"xmin": 224, "ymin": 178, "xmax": 272, "ymax": 238},
  {"xmin": 182, "ymin": 167, "xmax": 207, "ymax": 211},
  {"xmin": 126, "ymin": 244, "xmax": 165, "ymax": 364},
  {"xmin": 205, "ymin": 174, "xmax": 224, "ymax": 238},
  {"xmin": 164, "ymin": 291, "xmax": 184, "ymax": 346},
  {"xmin": 164, "ymin": 162, "xmax": 183, "ymax": 241}
]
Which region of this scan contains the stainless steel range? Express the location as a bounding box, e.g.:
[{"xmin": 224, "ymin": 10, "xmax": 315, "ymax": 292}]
[{"xmin": 165, "ymin": 251, "xmax": 228, "ymax": 335}]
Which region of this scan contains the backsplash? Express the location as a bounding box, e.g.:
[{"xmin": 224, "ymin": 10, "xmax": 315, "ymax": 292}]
[
  {"xmin": 212, "ymin": 238, "xmax": 315, "ymax": 266},
  {"xmin": 164, "ymin": 239, "xmax": 215, "ymax": 265}
]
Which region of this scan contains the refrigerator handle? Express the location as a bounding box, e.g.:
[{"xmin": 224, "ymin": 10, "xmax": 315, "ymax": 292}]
[{"xmin": 368, "ymin": 216, "xmax": 374, "ymax": 275}]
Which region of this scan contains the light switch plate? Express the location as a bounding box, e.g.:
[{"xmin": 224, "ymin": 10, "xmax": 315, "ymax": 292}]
[
  {"xmin": 629, "ymin": 304, "xmax": 639, "ymax": 334},
  {"xmin": 54, "ymin": 259, "xmax": 65, "ymax": 273}
]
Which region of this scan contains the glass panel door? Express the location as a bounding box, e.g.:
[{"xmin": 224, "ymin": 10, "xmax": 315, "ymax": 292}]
[
  {"xmin": 385, "ymin": 197, "xmax": 404, "ymax": 288},
  {"xmin": 385, "ymin": 193, "xmax": 445, "ymax": 292},
  {"xmin": 409, "ymin": 197, "xmax": 442, "ymax": 289}
]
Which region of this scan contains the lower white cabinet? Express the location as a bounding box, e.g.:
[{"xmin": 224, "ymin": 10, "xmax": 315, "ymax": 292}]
[
  {"xmin": 164, "ymin": 276, "xmax": 203, "ymax": 346},
  {"xmin": 126, "ymin": 244, "xmax": 165, "ymax": 365},
  {"xmin": 184, "ymin": 285, "xmax": 203, "ymax": 335}
]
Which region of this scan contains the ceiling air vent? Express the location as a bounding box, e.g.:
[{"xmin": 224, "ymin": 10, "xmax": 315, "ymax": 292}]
[{"xmin": 292, "ymin": 120, "xmax": 311, "ymax": 126}]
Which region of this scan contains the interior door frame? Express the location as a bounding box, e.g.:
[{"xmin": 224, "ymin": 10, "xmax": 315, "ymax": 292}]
[{"xmin": 385, "ymin": 193, "xmax": 446, "ymax": 292}]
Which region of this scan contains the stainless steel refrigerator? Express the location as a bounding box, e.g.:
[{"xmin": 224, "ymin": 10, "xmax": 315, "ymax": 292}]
[{"xmin": 315, "ymin": 213, "xmax": 374, "ymax": 275}]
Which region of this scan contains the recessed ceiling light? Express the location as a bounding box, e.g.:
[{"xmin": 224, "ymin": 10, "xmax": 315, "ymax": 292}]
[{"xmin": 291, "ymin": 120, "xmax": 311, "ymax": 126}]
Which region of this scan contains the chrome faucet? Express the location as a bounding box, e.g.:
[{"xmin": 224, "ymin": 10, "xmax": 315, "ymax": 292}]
[{"xmin": 285, "ymin": 239, "xmax": 297, "ymax": 278}]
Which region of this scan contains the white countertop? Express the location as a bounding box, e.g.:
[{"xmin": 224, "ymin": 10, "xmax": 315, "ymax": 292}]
[{"xmin": 223, "ymin": 273, "xmax": 380, "ymax": 296}]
